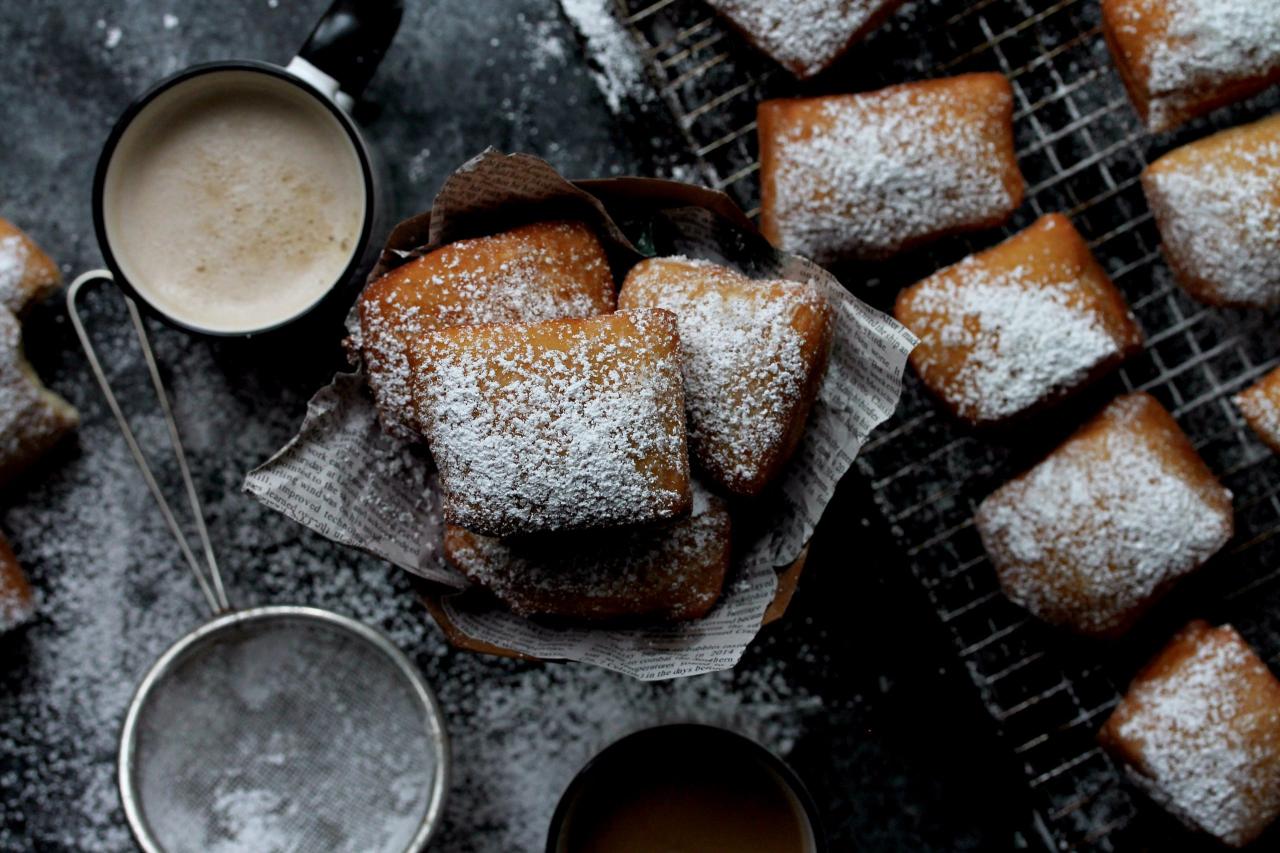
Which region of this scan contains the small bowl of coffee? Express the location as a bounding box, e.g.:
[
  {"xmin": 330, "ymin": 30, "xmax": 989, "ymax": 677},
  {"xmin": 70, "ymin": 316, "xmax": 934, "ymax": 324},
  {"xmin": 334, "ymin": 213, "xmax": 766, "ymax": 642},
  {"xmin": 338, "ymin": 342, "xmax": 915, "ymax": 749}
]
[{"xmin": 547, "ymin": 724, "xmax": 826, "ymax": 853}]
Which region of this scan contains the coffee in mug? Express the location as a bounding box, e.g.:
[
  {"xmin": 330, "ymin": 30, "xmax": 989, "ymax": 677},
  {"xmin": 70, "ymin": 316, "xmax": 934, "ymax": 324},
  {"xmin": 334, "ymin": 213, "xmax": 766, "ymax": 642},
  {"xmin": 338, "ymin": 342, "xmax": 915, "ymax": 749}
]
[{"xmin": 100, "ymin": 70, "xmax": 367, "ymax": 334}]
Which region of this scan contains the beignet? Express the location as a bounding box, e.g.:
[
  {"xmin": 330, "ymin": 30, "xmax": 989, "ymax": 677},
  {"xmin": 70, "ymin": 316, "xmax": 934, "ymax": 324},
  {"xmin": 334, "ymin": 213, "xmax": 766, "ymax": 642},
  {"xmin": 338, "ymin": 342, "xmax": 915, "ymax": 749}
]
[
  {"xmin": 1099, "ymin": 620, "xmax": 1280, "ymax": 847},
  {"xmin": 443, "ymin": 483, "xmax": 731, "ymax": 623},
  {"xmin": 409, "ymin": 310, "xmax": 691, "ymax": 537},
  {"xmin": 758, "ymin": 73, "xmax": 1024, "ymax": 264},
  {"xmin": 0, "ymin": 218, "xmax": 60, "ymax": 317},
  {"xmin": 895, "ymin": 214, "xmax": 1144, "ymax": 426},
  {"xmin": 1101, "ymin": 0, "xmax": 1280, "ymax": 133},
  {"xmin": 975, "ymin": 392, "xmax": 1233, "ymax": 638},
  {"xmin": 1234, "ymin": 366, "xmax": 1280, "ymax": 454},
  {"xmin": 358, "ymin": 220, "xmax": 616, "ymax": 438},
  {"xmin": 618, "ymin": 257, "xmax": 831, "ymax": 496},
  {"xmin": 1142, "ymin": 112, "xmax": 1280, "ymax": 308},
  {"xmin": 0, "ymin": 307, "xmax": 78, "ymax": 490},
  {"xmin": 0, "ymin": 531, "xmax": 34, "ymax": 632},
  {"xmin": 704, "ymin": 0, "xmax": 906, "ymax": 79}
]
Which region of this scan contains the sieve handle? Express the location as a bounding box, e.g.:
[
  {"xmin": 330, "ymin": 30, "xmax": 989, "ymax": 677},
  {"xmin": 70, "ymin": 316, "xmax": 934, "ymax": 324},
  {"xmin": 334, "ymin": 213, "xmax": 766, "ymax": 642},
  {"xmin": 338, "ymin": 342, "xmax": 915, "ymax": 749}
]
[{"xmin": 67, "ymin": 271, "xmax": 231, "ymax": 615}]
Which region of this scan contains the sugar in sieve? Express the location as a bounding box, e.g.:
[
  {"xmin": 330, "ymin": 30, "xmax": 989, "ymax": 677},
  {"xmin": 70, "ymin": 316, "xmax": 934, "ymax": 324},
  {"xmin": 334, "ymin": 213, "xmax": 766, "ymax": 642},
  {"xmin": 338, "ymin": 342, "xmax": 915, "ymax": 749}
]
[{"xmin": 67, "ymin": 271, "xmax": 449, "ymax": 852}]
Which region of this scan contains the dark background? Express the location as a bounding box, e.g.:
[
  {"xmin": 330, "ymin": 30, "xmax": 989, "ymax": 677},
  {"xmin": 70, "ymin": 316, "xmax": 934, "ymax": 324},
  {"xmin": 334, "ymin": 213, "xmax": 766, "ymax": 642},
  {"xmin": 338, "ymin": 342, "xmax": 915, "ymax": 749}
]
[{"xmin": 0, "ymin": 1, "xmax": 1031, "ymax": 849}]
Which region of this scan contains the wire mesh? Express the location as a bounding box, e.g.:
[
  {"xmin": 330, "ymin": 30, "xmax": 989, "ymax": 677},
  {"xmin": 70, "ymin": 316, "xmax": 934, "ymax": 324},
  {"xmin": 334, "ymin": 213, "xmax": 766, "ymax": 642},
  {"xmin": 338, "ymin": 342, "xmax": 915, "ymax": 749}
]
[{"xmin": 600, "ymin": 0, "xmax": 1280, "ymax": 849}]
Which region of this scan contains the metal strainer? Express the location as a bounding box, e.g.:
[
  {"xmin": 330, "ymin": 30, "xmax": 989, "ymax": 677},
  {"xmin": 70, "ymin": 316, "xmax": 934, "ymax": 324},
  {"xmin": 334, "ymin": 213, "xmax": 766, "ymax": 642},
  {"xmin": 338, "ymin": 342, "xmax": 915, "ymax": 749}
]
[{"xmin": 68, "ymin": 272, "xmax": 449, "ymax": 853}]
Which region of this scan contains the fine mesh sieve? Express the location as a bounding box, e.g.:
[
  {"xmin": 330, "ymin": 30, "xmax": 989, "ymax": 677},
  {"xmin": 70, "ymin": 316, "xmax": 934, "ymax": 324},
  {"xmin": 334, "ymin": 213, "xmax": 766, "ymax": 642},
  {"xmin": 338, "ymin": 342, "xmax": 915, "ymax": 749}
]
[{"xmin": 68, "ymin": 271, "xmax": 449, "ymax": 853}]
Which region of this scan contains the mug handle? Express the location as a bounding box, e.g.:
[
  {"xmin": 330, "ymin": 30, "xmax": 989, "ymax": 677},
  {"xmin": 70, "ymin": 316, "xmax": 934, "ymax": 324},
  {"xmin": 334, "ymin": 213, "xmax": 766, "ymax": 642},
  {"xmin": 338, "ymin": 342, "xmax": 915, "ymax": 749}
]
[{"xmin": 285, "ymin": 0, "xmax": 404, "ymax": 112}]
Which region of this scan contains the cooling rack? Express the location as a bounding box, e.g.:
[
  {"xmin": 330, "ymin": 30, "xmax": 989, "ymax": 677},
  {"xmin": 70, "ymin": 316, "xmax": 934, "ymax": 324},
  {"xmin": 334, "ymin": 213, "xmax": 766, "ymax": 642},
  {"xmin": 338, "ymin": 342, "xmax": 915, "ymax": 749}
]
[{"xmin": 585, "ymin": 0, "xmax": 1280, "ymax": 849}]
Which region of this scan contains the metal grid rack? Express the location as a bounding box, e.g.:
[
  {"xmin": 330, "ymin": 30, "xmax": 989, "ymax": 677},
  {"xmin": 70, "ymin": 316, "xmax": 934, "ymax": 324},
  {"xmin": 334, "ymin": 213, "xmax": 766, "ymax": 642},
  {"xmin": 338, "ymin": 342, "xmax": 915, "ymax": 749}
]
[{"xmin": 598, "ymin": 0, "xmax": 1280, "ymax": 849}]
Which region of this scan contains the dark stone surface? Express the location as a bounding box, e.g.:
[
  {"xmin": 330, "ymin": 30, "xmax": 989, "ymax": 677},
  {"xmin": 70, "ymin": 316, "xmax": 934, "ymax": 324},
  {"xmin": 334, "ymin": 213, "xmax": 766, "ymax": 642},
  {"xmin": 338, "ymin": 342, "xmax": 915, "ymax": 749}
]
[{"xmin": 0, "ymin": 1, "xmax": 1031, "ymax": 849}]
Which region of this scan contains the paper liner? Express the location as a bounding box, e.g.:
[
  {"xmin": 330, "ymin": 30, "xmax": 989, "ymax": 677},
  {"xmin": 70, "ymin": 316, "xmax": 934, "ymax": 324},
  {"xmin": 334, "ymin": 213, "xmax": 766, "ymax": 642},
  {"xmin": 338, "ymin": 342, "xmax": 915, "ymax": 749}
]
[{"xmin": 245, "ymin": 150, "xmax": 916, "ymax": 680}]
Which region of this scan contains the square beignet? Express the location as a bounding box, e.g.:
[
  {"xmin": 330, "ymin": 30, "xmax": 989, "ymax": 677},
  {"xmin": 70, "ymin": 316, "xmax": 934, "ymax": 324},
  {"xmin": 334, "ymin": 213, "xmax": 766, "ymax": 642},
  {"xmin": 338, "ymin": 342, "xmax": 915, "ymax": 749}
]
[
  {"xmin": 0, "ymin": 217, "xmax": 61, "ymax": 317},
  {"xmin": 975, "ymin": 392, "xmax": 1233, "ymax": 638},
  {"xmin": 0, "ymin": 531, "xmax": 35, "ymax": 632},
  {"xmin": 443, "ymin": 483, "xmax": 731, "ymax": 623},
  {"xmin": 409, "ymin": 310, "xmax": 691, "ymax": 537},
  {"xmin": 618, "ymin": 257, "xmax": 831, "ymax": 496},
  {"xmin": 1234, "ymin": 365, "xmax": 1280, "ymax": 454},
  {"xmin": 1101, "ymin": 0, "xmax": 1280, "ymax": 133},
  {"xmin": 0, "ymin": 307, "xmax": 78, "ymax": 490},
  {"xmin": 1142, "ymin": 112, "xmax": 1280, "ymax": 308},
  {"xmin": 358, "ymin": 220, "xmax": 616, "ymax": 438},
  {"xmin": 1099, "ymin": 620, "xmax": 1280, "ymax": 847},
  {"xmin": 704, "ymin": 0, "xmax": 906, "ymax": 79},
  {"xmin": 895, "ymin": 214, "xmax": 1144, "ymax": 426},
  {"xmin": 758, "ymin": 73, "xmax": 1024, "ymax": 264}
]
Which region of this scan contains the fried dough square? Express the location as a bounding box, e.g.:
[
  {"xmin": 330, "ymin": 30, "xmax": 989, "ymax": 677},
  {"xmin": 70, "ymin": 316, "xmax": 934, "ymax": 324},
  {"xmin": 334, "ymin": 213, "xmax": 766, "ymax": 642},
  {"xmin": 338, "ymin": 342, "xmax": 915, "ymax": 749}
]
[
  {"xmin": 703, "ymin": 0, "xmax": 906, "ymax": 79},
  {"xmin": 1234, "ymin": 365, "xmax": 1280, "ymax": 454},
  {"xmin": 975, "ymin": 392, "xmax": 1233, "ymax": 638},
  {"xmin": 0, "ymin": 307, "xmax": 78, "ymax": 490},
  {"xmin": 358, "ymin": 220, "xmax": 616, "ymax": 438},
  {"xmin": 443, "ymin": 483, "xmax": 731, "ymax": 623},
  {"xmin": 0, "ymin": 218, "xmax": 60, "ymax": 317},
  {"xmin": 895, "ymin": 214, "xmax": 1144, "ymax": 425},
  {"xmin": 1101, "ymin": 0, "xmax": 1280, "ymax": 133},
  {"xmin": 618, "ymin": 256, "xmax": 830, "ymax": 496},
  {"xmin": 1142, "ymin": 113, "xmax": 1280, "ymax": 308},
  {"xmin": 410, "ymin": 310, "xmax": 691, "ymax": 536},
  {"xmin": 1099, "ymin": 620, "xmax": 1280, "ymax": 847},
  {"xmin": 758, "ymin": 73, "xmax": 1024, "ymax": 264}
]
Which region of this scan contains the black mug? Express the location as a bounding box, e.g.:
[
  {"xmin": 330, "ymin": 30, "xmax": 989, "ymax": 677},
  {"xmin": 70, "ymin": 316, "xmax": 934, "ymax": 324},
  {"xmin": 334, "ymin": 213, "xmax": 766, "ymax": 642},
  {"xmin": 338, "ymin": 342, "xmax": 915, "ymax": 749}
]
[{"xmin": 85, "ymin": 0, "xmax": 403, "ymax": 336}]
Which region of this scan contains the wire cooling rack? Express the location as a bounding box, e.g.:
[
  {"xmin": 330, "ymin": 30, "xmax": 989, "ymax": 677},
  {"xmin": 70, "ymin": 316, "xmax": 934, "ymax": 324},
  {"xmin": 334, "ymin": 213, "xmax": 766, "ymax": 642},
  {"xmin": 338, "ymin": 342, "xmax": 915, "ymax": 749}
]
[{"xmin": 584, "ymin": 0, "xmax": 1280, "ymax": 849}]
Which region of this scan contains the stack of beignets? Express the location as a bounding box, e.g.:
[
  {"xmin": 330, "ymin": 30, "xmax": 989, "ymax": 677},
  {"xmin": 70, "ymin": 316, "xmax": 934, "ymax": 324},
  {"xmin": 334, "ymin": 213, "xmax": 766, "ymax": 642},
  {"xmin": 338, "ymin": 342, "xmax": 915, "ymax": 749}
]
[{"xmin": 358, "ymin": 221, "xmax": 831, "ymax": 624}]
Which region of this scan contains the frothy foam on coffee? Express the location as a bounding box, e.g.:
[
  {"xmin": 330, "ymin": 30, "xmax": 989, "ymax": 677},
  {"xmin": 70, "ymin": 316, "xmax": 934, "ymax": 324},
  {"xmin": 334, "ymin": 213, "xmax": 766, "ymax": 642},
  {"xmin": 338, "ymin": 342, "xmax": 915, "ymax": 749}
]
[{"xmin": 103, "ymin": 71, "xmax": 366, "ymax": 333}]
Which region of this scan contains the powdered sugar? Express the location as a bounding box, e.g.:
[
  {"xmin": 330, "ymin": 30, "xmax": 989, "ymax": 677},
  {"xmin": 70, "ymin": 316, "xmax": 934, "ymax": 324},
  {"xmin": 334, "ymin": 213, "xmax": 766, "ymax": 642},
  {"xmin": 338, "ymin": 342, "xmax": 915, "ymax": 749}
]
[
  {"xmin": 1127, "ymin": 0, "xmax": 1280, "ymax": 131},
  {"xmin": 445, "ymin": 482, "xmax": 729, "ymax": 621},
  {"xmin": 621, "ymin": 257, "xmax": 828, "ymax": 493},
  {"xmin": 1144, "ymin": 118, "xmax": 1280, "ymax": 307},
  {"xmin": 761, "ymin": 78, "xmax": 1019, "ymax": 263},
  {"xmin": 0, "ymin": 307, "xmax": 77, "ymax": 484},
  {"xmin": 412, "ymin": 310, "xmax": 690, "ymax": 536},
  {"xmin": 559, "ymin": 0, "xmax": 651, "ymax": 113},
  {"xmin": 0, "ymin": 235, "xmax": 30, "ymax": 315},
  {"xmin": 977, "ymin": 394, "xmax": 1233, "ymax": 636},
  {"xmin": 904, "ymin": 262, "xmax": 1124, "ymax": 423},
  {"xmin": 1235, "ymin": 367, "xmax": 1280, "ymax": 452},
  {"xmin": 358, "ymin": 221, "xmax": 615, "ymax": 439},
  {"xmin": 1110, "ymin": 624, "xmax": 1280, "ymax": 845},
  {"xmin": 705, "ymin": 0, "xmax": 901, "ymax": 78}
]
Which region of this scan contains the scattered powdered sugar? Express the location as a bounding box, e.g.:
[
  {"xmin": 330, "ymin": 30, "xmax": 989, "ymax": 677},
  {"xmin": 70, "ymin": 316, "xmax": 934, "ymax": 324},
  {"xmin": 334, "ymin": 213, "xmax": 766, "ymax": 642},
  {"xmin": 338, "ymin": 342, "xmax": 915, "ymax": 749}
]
[
  {"xmin": 412, "ymin": 310, "xmax": 690, "ymax": 536},
  {"xmin": 1127, "ymin": 0, "xmax": 1280, "ymax": 131},
  {"xmin": 446, "ymin": 482, "xmax": 729, "ymax": 621},
  {"xmin": 0, "ymin": 235, "xmax": 31, "ymax": 314},
  {"xmin": 763, "ymin": 82, "xmax": 1017, "ymax": 263},
  {"xmin": 1112, "ymin": 626, "xmax": 1280, "ymax": 845},
  {"xmin": 977, "ymin": 394, "xmax": 1233, "ymax": 636},
  {"xmin": 622, "ymin": 257, "xmax": 826, "ymax": 493},
  {"xmin": 1234, "ymin": 368, "xmax": 1280, "ymax": 452},
  {"xmin": 1144, "ymin": 126, "xmax": 1280, "ymax": 307},
  {"xmin": 906, "ymin": 262, "xmax": 1123, "ymax": 423},
  {"xmin": 558, "ymin": 0, "xmax": 651, "ymax": 113},
  {"xmin": 705, "ymin": 0, "xmax": 899, "ymax": 78}
]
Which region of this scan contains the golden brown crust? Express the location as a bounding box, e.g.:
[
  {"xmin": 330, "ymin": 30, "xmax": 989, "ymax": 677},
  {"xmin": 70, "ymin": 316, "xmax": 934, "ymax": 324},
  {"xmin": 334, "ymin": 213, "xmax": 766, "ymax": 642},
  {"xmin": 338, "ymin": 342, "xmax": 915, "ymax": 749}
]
[
  {"xmin": 1099, "ymin": 620, "xmax": 1280, "ymax": 846},
  {"xmin": 0, "ymin": 218, "xmax": 61, "ymax": 317},
  {"xmin": 1234, "ymin": 365, "xmax": 1280, "ymax": 454},
  {"xmin": 1101, "ymin": 0, "xmax": 1280, "ymax": 133},
  {"xmin": 357, "ymin": 220, "xmax": 616, "ymax": 439},
  {"xmin": 894, "ymin": 213, "xmax": 1144, "ymax": 426},
  {"xmin": 976, "ymin": 392, "xmax": 1233, "ymax": 638},
  {"xmin": 410, "ymin": 310, "xmax": 692, "ymax": 537},
  {"xmin": 618, "ymin": 257, "xmax": 831, "ymax": 496},
  {"xmin": 442, "ymin": 485, "xmax": 731, "ymax": 623},
  {"xmin": 758, "ymin": 73, "xmax": 1023, "ymax": 263},
  {"xmin": 1142, "ymin": 113, "xmax": 1280, "ymax": 308},
  {"xmin": 0, "ymin": 529, "xmax": 34, "ymax": 631}
]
